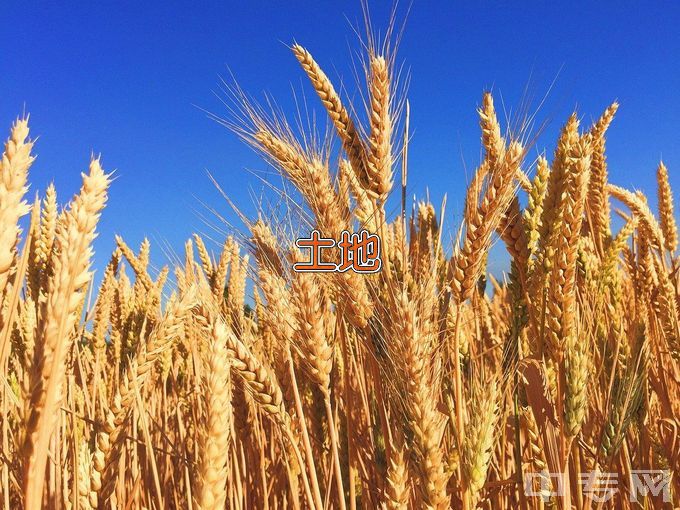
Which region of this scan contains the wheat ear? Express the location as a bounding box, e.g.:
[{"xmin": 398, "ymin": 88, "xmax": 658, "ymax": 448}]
[
  {"xmin": 0, "ymin": 118, "xmax": 34, "ymax": 298},
  {"xmin": 461, "ymin": 380, "xmax": 498, "ymax": 502},
  {"xmin": 586, "ymin": 102, "xmax": 618, "ymax": 248},
  {"xmin": 22, "ymin": 158, "xmax": 110, "ymax": 510},
  {"xmin": 656, "ymin": 161, "xmax": 677, "ymax": 253},
  {"xmin": 292, "ymin": 44, "xmax": 369, "ymax": 189},
  {"xmin": 384, "ymin": 441, "xmax": 410, "ymax": 509},
  {"xmin": 608, "ymin": 184, "xmax": 665, "ymax": 251},
  {"xmin": 194, "ymin": 320, "xmax": 232, "ymax": 510},
  {"xmin": 367, "ymin": 55, "xmax": 393, "ymax": 200}
]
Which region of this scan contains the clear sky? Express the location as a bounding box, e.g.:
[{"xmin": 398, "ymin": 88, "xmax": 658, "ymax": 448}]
[{"xmin": 2, "ymin": 1, "xmax": 679, "ymax": 276}]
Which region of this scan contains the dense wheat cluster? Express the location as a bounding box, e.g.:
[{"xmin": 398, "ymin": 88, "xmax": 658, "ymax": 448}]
[{"xmin": 1, "ymin": 36, "xmax": 679, "ymax": 510}]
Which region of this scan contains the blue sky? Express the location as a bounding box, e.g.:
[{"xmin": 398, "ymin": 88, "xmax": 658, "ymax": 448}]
[{"xmin": 2, "ymin": 1, "xmax": 679, "ymax": 276}]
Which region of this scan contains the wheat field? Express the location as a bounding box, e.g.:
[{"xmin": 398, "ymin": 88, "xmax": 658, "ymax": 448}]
[{"xmin": 1, "ymin": 30, "xmax": 679, "ymax": 510}]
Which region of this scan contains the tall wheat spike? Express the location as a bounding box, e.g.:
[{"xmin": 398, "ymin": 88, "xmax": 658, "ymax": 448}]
[
  {"xmin": 656, "ymin": 161, "xmax": 677, "ymax": 253},
  {"xmin": 194, "ymin": 320, "xmax": 232, "ymax": 510},
  {"xmin": 0, "ymin": 118, "xmax": 34, "ymax": 299},
  {"xmin": 22, "ymin": 158, "xmax": 110, "ymax": 510}
]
